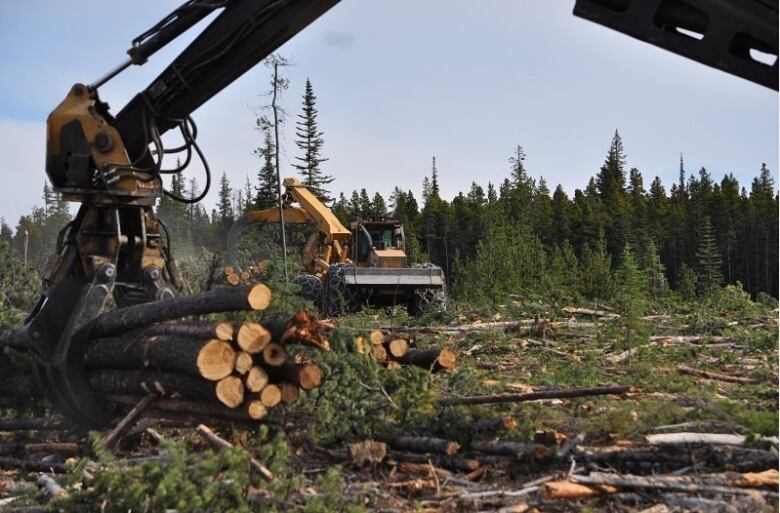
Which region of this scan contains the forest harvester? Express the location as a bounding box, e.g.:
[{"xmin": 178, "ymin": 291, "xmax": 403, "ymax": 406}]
[
  {"xmin": 226, "ymin": 178, "xmax": 447, "ymax": 316},
  {"xmin": 4, "ymin": 0, "xmax": 773, "ymax": 427}
]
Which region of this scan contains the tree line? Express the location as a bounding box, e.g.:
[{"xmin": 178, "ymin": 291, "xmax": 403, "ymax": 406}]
[{"xmin": 1, "ymin": 75, "xmax": 777, "ymax": 306}]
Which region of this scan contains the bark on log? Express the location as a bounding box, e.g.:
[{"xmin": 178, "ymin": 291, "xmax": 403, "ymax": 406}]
[
  {"xmin": 107, "ymin": 394, "xmax": 252, "ymax": 422},
  {"xmin": 398, "ymin": 347, "xmax": 456, "ymax": 372},
  {"xmin": 469, "ymin": 441, "xmax": 549, "ymax": 460},
  {"xmin": 37, "ymin": 474, "xmax": 67, "ymax": 498},
  {"xmin": 440, "ymin": 385, "xmax": 629, "ymax": 406},
  {"xmin": 89, "ymin": 369, "xmax": 214, "ymax": 398},
  {"xmin": 128, "ymin": 321, "xmax": 234, "ymax": 341},
  {"xmin": 572, "ymin": 471, "xmax": 779, "ymax": 497},
  {"xmin": 267, "ymin": 362, "xmax": 321, "ymax": 390},
  {"xmin": 676, "ymin": 365, "xmax": 757, "ymax": 384},
  {"xmin": 383, "ymin": 436, "xmax": 460, "ymax": 455},
  {"xmin": 91, "ymin": 284, "xmax": 271, "ymax": 337},
  {"xmin": 196, "ymin": 424, "xmax": 274, "ymax": 481},
  {"xmin": 472, "ymin": 416, "xmax": 519, "ymax": 433},
  {"xmin": 85, "ymin": 336, "xmax": 236, "ymax": 381},
  {"xmin": 0, "ymin": 418, "xmax": 69, "ymax": 431},
  {"xmin": 0, "ymin": 457, "xmax": 67, "ymax": 473},
  {"xmin": 386, "ymin": 450, "xmax": 480, "ymax": 472},
  {"xmin": 103, "ymin": 394, "xmax": 156, "ymax": 450},
  {"xmin": 215, "ymin": 376, "xmax": 244, "ymax": 408}
]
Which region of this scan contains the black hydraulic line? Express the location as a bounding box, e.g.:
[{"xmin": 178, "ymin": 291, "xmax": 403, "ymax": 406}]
[{"xmin": 115, "ymin": 0, "xmax": 340, "ymax": 162}]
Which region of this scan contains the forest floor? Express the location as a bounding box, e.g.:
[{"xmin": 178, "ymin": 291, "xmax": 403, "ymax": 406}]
[{"xmin": 1, "ymin": 292, "xmax": 778, "ymax": 512}]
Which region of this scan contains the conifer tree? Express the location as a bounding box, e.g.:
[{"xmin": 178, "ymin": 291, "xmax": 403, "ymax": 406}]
[
  {"xmin": 254, "ymin": 128, "xmax": 277, "ymax": 209},
  {"xmin": 217, "ymin": 172, "xmax": 233, "ymax": 221},
  {"xmin": 695, "ymin": 216, "xmax": 722, "ymax": 296},
  {"xmin": 358, "ymin": 189, "xmax": 372, "ymax": 218},
  {"xmin": 293, "ymin": 78, "xmax": 333, "ymax": 203},
  {"xmin": 430, "ymin": 157, "xmax": 440, "ymax": 198},
  {"xmin": 371, "ymin": 192, "xmax": 387, "ymax": 219},
  {"xmin": 615, "ymin": 244, "xmax": 647, "ymax": 355}
]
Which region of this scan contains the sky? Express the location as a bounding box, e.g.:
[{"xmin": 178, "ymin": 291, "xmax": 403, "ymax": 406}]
[{"xmin": 0, "ymin": 0, "xmax": 777, "ymax": 226}]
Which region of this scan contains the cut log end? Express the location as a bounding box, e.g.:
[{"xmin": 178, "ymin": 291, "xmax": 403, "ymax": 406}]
[
  {"xmin": 216, "ymin": 376, "xmax": 244, "ymax": 408},
  {"xmin": 437, "ymin": 348, "xmax": 457, "ymax": 370},
  {"xmin": 262, "ymin": 343, "xmax": 287, "ymax": 367},
  {"xmin": 280, "ymin": 383, "xmax": 300, "ymax": 404},
  {"xmin": 237, "ymin": 322, "xmax": 271, "ymax": 354},
  {"xmin": 215, "ymin": 322, "xmax": 234, "ymax": 341},
  {"xmin": 226, "ymin": 273, "xmax": 241, "ymax": 286},
  {"xmin": 297, "ymin": 363, "xmax": 322, "ymax": 390},
  {"xmin": 196, "ymin": 340, "xmax": 236, "ymax": 381},
  {"xmin": 373, "ymin": 345, "xmax": 388, "ymax": 363},
  {"xmin": 388, "ymin": 339, "xmax": 409, "ymax": 358},
  {"xmin": 246, "ymin": 366, "xmax": 269, "ymax": 393},
  {"xmin": 369, "ymin": 330, "xmax": 386, "ymax": 345},
  {"xmin": 234, "ymin": 352, "xmax": 254, "ymax": 375},
  {"xmin": 247, "ymin": 283, "xmax": 272, "ymax": 310},
  {"xmin": 260, "ymin": 384, "xmax": 282, "ymax": 408},
  {"xmin": 247, "ymin": 401, "xmax": 268, "ymax": 420}
]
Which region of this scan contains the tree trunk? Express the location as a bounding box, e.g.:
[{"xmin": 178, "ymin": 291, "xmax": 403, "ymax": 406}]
[
  {"xmin": 85, "ymin": 336, "xmax": 235, "ymax": 381},
  {"xmin": 91, "ymin": 284, "xmax": 271, "ymax": 337},
  {"xmin": 399, "ymin": 347, "xmax": 456, "ymax": 372},
  {"xmin": 89, "ymin": 369, "xmax": 214, "ymax": 399}
]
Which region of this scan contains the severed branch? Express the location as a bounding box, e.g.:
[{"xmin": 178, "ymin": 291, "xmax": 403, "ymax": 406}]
[
  {"xmin": 439, "ymin": 385, "xmax": 629, "ymax": 406},
  {"xmin": 196, "ymin": 424, "xmax": 274, "ymax": 481},
  {"xmin": 103, "ymin": 394, "xmax": 156, "ymax": 451}
]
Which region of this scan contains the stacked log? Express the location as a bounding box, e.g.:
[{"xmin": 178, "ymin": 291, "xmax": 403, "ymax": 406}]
[
  {"xmin": 356, "ymin": 330, "xmax": 456, "ymax": 372},
  {"xmin": 224, "ymin": 260, "xmax": 269, "ymax": 286},
  {"xmin": 82, "ymin": 284, "xmax": 330, "ymax": 424}
]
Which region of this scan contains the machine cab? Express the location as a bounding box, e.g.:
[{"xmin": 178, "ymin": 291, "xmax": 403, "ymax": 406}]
[{"xmin": 350, "ymin": 219, "xmax": 407, "ymax": 268}]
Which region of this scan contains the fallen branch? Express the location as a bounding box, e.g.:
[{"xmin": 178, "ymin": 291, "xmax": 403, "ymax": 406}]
[
  {"xmin": 676, "ymin": 365, "xmax": 757, "ymax": 385},
  {"xmin": 572, "ymin": 470, "xmax": 779, "ymax": 497},
  {"xmin": 196, "ymin": 424, "xmax": 274, "ymax": 481},
  {"xmin": 103, "ymin": 394, "xmax": 156, "ymax": 451},
  {"xmin": 645, "ymin": 432, "xmax": 746, "ymax": 446},
  {"xmin": 440, "ymin": 385, "xmax": 629, "ymax": 406},
  {"xmin": 381, "ymin": 436, "xmax": 460, "ymax": 456},
  {"xmin": 37, "ymin": 474, "xmax": 67, "ymax": 499}
]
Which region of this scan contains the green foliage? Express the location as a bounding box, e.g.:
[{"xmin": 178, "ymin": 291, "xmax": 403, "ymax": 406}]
[
  {"xmin": 291, "ymin": 346, "xmax": 435, "ymax": 446},
  {"xmin": 63, "ymin": 439, "xmax": 253, "ymax": 513},
  {"xmin": 62, "ymin": 433, "xmax": 367, "ymax": 513},
  {"xmin": 613, "ymin": 245, "xmax": 648, "ymax": 352},
  {"xmin": 695, "ymin": 216, "xmax": 723, "ymax": 296},
  {"xmin": 294, "ymin": 78, "xmax": 333, "ymax": 203},
  {"xmin": 710, "ymin": 282, "xmax": 758, "ymax": 316},
  {"xmin": 676, "ymin": 263, "xmax": 698, "ymax": 302}
]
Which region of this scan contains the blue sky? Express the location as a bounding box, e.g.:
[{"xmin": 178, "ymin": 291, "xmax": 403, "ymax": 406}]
[{"xmin": 0, "ymin": 0, "xmax": 776, "ymax": 225}]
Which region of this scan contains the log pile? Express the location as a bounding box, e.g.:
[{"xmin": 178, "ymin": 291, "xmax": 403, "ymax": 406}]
[
  {"xmin": 224, "ymin": 260, "xmax": 268, "ymax": 286},
  {"xmin": 355, "ymin": 330, "xmax": 457, "ymax": 372},
  {"xmin": 81, "ymin": 284, "xmax": 330, "ymax": 424}
]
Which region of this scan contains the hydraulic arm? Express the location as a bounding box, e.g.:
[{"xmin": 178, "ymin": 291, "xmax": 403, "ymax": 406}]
[{"xmin": 28, "ymin": 0, "xmax": 341, "ymax": 426}]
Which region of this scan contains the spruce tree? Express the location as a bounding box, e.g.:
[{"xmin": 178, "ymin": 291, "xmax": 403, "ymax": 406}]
[
  {"xmin": 254, "ymin": 128, "xmax": 277, "ymax": 209},
  {"xmin": 695, "ymin": 216, "xmax": 722, "ymax": 296},
  {"xmin": 615, "ymin": 245, "xmax": 647, "ymax": 356},
  {"xmin": 371, "ymin": 192, "xmax": 387, "ymax": 219},
  {"xmin": 217, "ymin": 172, "xmax": 233, "ymax": 221},
  {"xmin": 293, "ymin": 78, "xmax": 333, "ymax": 203}
]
